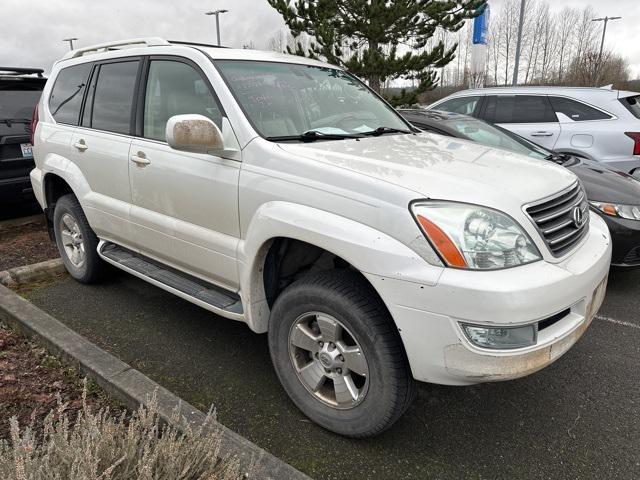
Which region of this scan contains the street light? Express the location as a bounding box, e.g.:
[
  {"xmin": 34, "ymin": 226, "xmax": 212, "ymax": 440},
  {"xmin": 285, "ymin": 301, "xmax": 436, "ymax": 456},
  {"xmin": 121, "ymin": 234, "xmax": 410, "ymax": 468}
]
[
  {"xmin": 592, "ymin": 15, "xmax": 622, "ymax": 80},
  {"xmin": 62, "ymin": 37, "xmax": 78, "ymax": 51},
  {"xmin": 205, "ymin": 9, "xmax": 229, "ymax": 46}
]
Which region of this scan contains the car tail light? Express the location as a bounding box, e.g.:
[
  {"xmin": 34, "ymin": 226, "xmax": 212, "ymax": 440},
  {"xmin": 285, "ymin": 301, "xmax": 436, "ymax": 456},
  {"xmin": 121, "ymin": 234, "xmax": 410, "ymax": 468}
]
[
  {"xmin": 625, "ymin": 132, "xmax": 640, "ymax": 156},
  {"xmin": 30, "ymin": 101, "xmax": 40, "ymax": 145}
]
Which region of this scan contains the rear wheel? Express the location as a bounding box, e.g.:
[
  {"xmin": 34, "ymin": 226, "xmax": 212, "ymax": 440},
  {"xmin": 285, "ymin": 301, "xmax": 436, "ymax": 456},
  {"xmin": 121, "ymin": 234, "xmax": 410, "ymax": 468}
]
[
  {"xmin": 53, "ymin": 194, "xmax": 108, "ymax": 283},
  {"xmin": 268, "ymin": 270, "xmax": 416, "ymax": 437}
]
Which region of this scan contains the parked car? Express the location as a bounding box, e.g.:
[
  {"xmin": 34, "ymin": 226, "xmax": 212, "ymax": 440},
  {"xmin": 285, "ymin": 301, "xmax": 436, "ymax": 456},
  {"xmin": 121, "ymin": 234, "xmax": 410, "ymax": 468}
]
[
  {"xmin": 30, "ymin": 38, "xmax": 611, "ymax": 437},
  {"xmin": 401, "ymin": 109, "xmax": 640, "ymax": 267},
  {"xmin": 428, "ymin": 86, "xmax": 640, "ymax": 174},
  {"xmin": 1, "ymin": 67, "xmax": 46, "ymax": 208}
]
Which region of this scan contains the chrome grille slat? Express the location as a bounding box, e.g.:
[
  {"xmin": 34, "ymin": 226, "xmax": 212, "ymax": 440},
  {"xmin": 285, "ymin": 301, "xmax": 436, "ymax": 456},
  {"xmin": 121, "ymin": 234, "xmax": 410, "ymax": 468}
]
[
  {"xmin": 525, "ymin": 182, "xmax": 590, "ymax": 257},
  {"xmin": 532, "ymin": 192, "xmax": 585, "ymax": 223},
  {"xmin": 528, "ymin": 188, "xmax": 581, "ymax": 216}
]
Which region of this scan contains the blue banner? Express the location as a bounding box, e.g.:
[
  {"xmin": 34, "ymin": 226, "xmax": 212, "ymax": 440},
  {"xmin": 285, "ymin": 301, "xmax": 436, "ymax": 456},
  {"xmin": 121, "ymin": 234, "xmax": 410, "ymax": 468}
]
[{"xmin": 472, "ymin": 4, "xmax": 491, "ymax": 45}]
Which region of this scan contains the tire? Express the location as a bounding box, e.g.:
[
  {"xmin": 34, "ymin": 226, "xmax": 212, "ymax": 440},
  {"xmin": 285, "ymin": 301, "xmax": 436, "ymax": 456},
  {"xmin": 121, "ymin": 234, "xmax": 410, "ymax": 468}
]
[
  {"xmin": 268, "ymin": 269, "xmax": 417, "ymax": 437},
  {"xmin": 53, "ymin": 194, "xmax": 108, "ymax": 284}
]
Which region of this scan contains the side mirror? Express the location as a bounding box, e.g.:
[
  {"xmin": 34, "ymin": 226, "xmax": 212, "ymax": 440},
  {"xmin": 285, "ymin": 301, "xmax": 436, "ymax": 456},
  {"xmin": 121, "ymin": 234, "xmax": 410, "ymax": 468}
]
[{"xmin": 166, "ymin": 114, "xmax": 224, "ymax": 154}]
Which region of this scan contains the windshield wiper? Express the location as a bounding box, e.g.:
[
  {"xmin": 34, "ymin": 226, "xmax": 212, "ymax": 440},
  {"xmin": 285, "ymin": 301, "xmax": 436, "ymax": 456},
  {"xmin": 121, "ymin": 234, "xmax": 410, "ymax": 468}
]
[
  {"xmin": 361, "ymin": 126, "xmax": 412, "ymax": 136},
  {"xmin": 266, "ymin": 130, "xmax": 365, "ymax": 142},
  {"xmin": 544, "ymin": 153, "xmax": 572, "ymax": 165}
]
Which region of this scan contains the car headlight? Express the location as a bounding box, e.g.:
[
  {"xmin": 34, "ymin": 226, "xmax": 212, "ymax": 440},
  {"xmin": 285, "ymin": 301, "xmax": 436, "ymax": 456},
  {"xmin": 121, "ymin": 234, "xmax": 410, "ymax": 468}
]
[
  {"xmin": 411, "ymin": 201, "xmax": 542, "ymax": 270},
  {"xmin": 589, "ymin": 201, "xmax": 640, "ymax": 220}
]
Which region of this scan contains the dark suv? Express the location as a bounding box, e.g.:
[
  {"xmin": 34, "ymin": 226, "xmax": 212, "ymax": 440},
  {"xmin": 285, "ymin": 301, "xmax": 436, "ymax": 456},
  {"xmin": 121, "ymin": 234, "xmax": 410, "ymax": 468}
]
[{"xmin": 1, "ymin": 67, "xmax": 46, "ymax": 208}]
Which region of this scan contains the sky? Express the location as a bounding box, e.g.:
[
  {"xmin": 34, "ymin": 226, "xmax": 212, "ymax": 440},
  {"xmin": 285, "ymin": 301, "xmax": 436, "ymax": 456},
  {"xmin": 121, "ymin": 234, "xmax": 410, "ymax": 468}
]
[{"xmin": 6, "ymin": 0, "xmax": 640, "ymax": 77}]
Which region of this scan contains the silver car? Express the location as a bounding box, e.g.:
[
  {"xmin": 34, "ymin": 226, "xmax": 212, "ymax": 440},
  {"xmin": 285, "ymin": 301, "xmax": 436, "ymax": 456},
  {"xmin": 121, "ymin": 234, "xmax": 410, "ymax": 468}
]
[{"xmin": 429, "ymin": 86, "xmax": 640, "ymax": 173}]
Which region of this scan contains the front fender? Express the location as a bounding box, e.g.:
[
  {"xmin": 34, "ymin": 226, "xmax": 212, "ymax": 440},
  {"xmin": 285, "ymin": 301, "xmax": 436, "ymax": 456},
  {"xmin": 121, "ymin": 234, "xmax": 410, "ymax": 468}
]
[{"xmin": 237, "ymin": 201, "xmax": 444, "ymax": 333}]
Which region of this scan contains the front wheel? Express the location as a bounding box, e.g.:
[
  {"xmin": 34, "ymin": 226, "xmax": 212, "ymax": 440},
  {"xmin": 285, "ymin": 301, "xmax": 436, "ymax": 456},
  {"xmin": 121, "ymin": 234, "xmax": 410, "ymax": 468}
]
[{"xmin": 268, "ymin": 270, "xmax": 416, "ymax": 437}]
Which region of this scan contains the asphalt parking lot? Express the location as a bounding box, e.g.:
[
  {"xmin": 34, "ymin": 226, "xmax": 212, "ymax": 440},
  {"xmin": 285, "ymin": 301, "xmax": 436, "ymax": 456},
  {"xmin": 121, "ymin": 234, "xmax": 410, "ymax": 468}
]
[{"xmin": 24, "ymin": 267, "xmax": 640, "ymax": 480}]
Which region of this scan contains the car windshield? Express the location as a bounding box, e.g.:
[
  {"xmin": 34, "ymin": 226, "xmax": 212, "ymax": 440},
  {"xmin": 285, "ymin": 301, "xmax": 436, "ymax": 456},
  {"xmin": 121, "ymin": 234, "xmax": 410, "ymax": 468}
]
[
  {"xmin": 442, "ymin": 116, "xmax": 549, "ymax": 160},
  {"xmin": 0, "ymin": 90, "xmax": 41, "ymax": 121},
  {"xmin": 214, "ymin": 60, "xmax": 409, "ymax": 140}
]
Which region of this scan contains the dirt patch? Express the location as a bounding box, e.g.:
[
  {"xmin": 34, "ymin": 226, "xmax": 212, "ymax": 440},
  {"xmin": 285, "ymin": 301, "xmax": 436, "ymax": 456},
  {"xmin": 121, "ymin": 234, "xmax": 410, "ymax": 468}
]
[
  {"xmin": 0, "ymin": 323, "xmax": 121, "ymax": 441},
  {"xmin": 0, "ymin": 218, "xmax": 59, "ymax": 271}
]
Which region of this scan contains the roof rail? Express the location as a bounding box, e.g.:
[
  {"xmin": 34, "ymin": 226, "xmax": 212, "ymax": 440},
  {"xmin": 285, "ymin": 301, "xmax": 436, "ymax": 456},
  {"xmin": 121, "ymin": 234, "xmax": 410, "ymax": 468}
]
[
  {"xmin": 168, "ymin": 40, "xmax": 228, "ymax": 49},
  {"xmin": 61, "ymin": 37, "xmax": 171, "ymax": 60},
  {"xmin": 0, "ymin": 67, "xmax": 44, "ymax": 77}
]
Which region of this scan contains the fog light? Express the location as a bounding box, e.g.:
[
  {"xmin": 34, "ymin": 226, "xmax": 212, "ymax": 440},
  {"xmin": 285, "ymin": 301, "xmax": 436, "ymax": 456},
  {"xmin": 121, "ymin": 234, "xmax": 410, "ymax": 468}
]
[{"xmin": 461, "ymin": 323, "xmax": 537, "ymax": 349}]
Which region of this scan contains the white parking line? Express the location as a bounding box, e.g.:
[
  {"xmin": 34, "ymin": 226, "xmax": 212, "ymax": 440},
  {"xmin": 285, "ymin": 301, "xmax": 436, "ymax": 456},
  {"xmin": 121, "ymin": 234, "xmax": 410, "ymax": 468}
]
[{"xmin": 595, "ymin": 315, "xmax": 640, "ymax": 330}]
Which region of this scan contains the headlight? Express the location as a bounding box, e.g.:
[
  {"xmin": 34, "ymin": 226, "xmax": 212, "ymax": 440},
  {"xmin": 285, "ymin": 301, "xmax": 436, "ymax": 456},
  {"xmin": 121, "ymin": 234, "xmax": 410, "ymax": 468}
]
[
  {"xmin": 461, "ymin": 323, "xmax": 537, "ymax": 349},
  {"xmin": 411, "ymin": 201, "xmax": 541, "ymax": 270},
  {"xmin": 589, "ymin": 201, "xmax": 640, "ymax": 220}
]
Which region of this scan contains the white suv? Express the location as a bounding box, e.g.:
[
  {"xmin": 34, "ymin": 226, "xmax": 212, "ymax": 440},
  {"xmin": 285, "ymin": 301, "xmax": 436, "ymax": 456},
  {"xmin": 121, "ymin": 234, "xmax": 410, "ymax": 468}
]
[
  {"xmin": 430, "ymin": 86, "xmax": 640, "ymax": 173},
  {"xmin": 31, "ymin": 38, "xmax": 611, "ymax": 437}
]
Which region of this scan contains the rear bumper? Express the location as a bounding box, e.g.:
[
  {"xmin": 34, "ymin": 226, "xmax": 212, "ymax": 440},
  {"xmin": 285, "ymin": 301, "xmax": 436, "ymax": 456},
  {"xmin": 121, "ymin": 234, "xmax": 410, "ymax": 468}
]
[
  {"xmin": 366, "ymin": 212, "xmax": 612, "ymax": 386},
  {"xmin": 0, "ymin": 175, "xmax": 36, "ymax": 204}
]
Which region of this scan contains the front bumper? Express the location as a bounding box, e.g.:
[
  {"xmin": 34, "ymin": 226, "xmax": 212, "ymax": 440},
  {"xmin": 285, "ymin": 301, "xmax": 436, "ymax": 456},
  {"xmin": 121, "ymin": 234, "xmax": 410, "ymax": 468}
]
[
  {"xmin": 366, "ymin": 212, "xmax": 612, "ymax": 386},
  {"xmin": 600, "ymin": 213, "xmax": 640, "ymax": 267}
]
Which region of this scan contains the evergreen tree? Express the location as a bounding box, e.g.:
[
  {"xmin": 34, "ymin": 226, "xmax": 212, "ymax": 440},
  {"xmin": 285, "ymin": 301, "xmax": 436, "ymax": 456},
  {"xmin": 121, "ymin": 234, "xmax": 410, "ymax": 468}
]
[{"xmin": 267, "ymin": 0, "xmax": 486, "ymax": 106}]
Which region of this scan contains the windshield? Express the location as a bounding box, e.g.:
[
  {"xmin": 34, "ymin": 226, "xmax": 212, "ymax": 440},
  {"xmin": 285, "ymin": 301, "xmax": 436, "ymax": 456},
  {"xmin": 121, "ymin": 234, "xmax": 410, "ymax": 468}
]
[
  {"xmin": 0, "ymin": 90, "xmax": 41, "ymax": 120},
  {"xmin": 214, "ymin": 60, "xmax": 409, "ymax": 140},
  {"xmin": 442, "ymin": 116, "xmax": 550, "ymax": 160}
]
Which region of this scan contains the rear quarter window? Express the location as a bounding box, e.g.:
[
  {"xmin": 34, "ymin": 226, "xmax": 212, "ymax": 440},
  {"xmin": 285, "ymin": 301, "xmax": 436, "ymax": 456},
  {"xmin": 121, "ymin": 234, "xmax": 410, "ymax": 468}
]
[
  {"xmin": 620, "ymin": 95, "xmax": 640, "ymax": 119},
  {"xmin": 49, "ymin": 63, "xmax": 92, "ymax": 125}
]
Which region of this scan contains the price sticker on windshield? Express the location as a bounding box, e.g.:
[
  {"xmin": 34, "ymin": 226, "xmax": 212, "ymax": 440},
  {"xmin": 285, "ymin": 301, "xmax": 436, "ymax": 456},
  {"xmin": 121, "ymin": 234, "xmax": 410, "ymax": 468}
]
[{"xmin": 20, "ymin": 143, "xmax": 33, "ymax": 158}]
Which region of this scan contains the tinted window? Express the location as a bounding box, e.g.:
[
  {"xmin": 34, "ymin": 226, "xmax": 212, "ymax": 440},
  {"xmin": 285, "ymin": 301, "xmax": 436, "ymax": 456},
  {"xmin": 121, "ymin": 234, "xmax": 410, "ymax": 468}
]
[
  {"xmin": 620, "ymin": 95, "xmax": 640, "ymax": 119},
  {"xmin": 0, "ymin": 90, "xmax": 42, "ymax": 120},
  {"xmin": 90, "ymin": 61, "xmax": 139, "ymax": 134},
  {"xmin": 49, "ymin": 64, "xmax": 92, "ymax": 125},
  {"xmin": 143, "ymin": 60, "xmax": 223, "ymax": 142},
  {"xmin": 435, "ymin": 96, "xmax": 480, "ymax": 116},
  {"xmin": 485, "ymin": 95, "xmax": 557, "ymax": 123},
  {"xmin": 549, "ymin": 96, "xmax": 610, "ymax": 121}
]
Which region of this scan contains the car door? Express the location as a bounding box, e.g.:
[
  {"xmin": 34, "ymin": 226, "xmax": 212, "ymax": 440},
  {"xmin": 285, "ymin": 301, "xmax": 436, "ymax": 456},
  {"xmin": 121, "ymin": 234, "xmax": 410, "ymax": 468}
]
[
  {"xmin": 69, "ymin": 58, "xmax": 141, "ymax": 246},
  {"xmin": 128, "ymin": 56, "xmax": 240, "ymax": 290},
  {"xmin": 481, "ymin": 95, "xmax": 560, "ymax": 150}
]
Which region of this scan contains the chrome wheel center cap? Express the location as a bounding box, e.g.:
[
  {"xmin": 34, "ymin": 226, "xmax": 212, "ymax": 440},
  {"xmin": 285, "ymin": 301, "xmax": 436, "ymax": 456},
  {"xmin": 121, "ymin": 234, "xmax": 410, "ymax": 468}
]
[{"xmin": 318, "ymin": 344, "xmax": 342, "ymax": 371}]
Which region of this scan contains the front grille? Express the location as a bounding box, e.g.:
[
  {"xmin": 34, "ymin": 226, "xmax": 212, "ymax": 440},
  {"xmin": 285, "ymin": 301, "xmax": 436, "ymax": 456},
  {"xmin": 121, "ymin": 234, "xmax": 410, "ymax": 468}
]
[{"xmin": 525, "ymin": 182, "xmax": 589, "ymax": 257}]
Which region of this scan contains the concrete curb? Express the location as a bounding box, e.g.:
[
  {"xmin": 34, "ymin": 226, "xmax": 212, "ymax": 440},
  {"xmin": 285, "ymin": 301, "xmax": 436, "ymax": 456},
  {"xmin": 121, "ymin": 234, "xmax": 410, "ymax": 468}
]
[
  {"xmin": 0, "ymin": 258, "xmax": 65, "ymax": 288},
  {"xmin": 0, "ymin": 283, "xmax": 311, "ymax": 480}
]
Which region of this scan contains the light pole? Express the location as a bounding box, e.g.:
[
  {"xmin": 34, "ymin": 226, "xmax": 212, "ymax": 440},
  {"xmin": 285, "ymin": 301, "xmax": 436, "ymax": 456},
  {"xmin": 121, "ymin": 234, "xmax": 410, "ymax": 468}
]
[
  {"xmin": 512, "ymin": 0, "xmax": 526, "ymax": 85},
  {"xmin": 62, "ymin": 37, "xmax": 78, "ymax": 51},
  {"xmin": 592, "ymin": 16, "xmax": 621, "ymax": 67},
  {"xmin": 205, "ymin": 9, "xmax": 229, "ymax": 46}
]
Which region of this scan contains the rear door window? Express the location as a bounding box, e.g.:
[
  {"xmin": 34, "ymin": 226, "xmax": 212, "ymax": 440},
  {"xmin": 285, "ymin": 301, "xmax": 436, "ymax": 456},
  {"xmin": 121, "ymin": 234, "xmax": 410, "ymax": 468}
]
[
  {"xmin": 484, "ymin": 95, "xmax": 557, "ymax": 124},
  {"xmin": 549, "ymin": 96, "xmax": 611, "ymax": 121},
  {"xmin": 49, "ymin": 63, "xmax": 92, "ymax": 125},
  {"xmin": 434, "ymin": 96, "xmax": 481, "ymax": 116},
  {"xmin": 89, "ymin": 60, "xmax": 139, "ymax": 135}
]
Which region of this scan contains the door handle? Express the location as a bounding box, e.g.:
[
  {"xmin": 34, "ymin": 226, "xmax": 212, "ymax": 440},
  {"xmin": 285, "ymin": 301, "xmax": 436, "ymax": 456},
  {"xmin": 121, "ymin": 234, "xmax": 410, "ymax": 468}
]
[
  {"xmin": 73, "ymin": 140, "xmax": 88, "ymax": 151},
  {"xmin": 130, "ymin": 151, "xmax": 150, "ymax": 166},
  {"xmin": 531, "ymin": 131, "xmax": 554, "ymax": 137}
]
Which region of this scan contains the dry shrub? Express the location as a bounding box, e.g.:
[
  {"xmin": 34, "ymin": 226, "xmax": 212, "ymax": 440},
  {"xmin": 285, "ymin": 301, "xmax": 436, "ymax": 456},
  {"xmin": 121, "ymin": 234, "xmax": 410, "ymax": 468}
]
[{"xmin": 0, "ymin": 383, "xmax": 243, "ymax": 480}]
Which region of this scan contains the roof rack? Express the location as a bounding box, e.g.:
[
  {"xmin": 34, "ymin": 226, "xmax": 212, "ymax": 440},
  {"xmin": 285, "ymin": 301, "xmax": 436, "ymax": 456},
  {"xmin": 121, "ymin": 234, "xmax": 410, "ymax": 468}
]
[
  {"xmin": 61, "ymin": 37, "xmax": 171, "ymax": 60},
  {"xmin": 0, "ymin": 67, "xmax": 44, "ymax": 77}
]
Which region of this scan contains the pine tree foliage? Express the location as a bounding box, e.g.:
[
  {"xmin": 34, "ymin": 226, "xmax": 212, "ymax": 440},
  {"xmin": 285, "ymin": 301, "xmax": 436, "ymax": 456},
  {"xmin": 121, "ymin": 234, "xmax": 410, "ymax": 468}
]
[{"xmin": 268, "ymin": 0, "xmax": 487, "ymax": 106}]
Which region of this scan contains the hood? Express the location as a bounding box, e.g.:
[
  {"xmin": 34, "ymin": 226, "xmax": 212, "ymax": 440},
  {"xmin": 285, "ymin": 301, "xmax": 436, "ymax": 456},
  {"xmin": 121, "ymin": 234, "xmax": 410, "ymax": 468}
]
[
  {"xmin": 567, "ymin": 158, "xmax": 640, "ymax": 205},
  {"xmin": 278, "ymin": 132, "xmax": 577, "ymax": 210}
]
